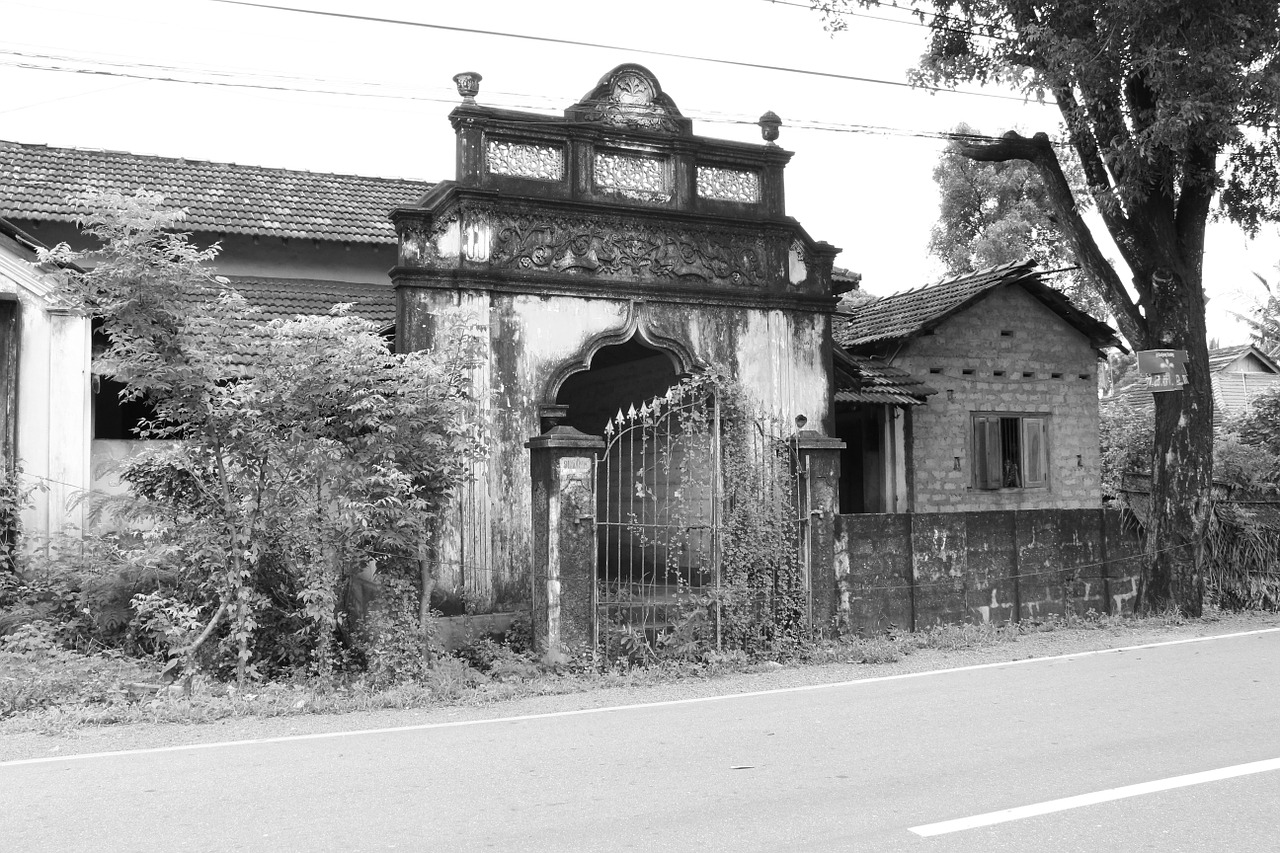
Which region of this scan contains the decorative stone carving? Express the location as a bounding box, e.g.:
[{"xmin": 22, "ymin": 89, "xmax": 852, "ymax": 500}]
[
  {"xmin": 568, "ymin": 64, "xmax": 687, "ymax": 134},
  {"xmin": 396, "ymin": 211, "xmax": 459, "ymax": 267},
  {"xmin": 788, "ymin": 239, "xmax": 808, "ymax": 286},
  {"xmin": 453, "ymin": 71, "xmax": 482, "ymax": 102},
  {"xmin": 696, "ymin": 166, "xmax": 760, "ymax": 203},
  {"xmin": 593, "ymin": 152, "xmax": 670, "ymax": 203},
  {"xmin": 486, "ymin": 140, "xmax": 565, "ymax": 181},
  {"xmin": 486, "ymin": 211, "xmax": 768, "ymax": 286},
  {"xmin": 758, "ymin": 111, "xmax": 782, "ymax": 144}
]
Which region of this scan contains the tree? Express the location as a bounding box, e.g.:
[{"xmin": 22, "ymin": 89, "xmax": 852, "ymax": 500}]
[
  {"xmin": 818, "ymin": 0, "xmax": 1280, "ymax": 615},
  {"xmin": 44, "ymin": 191, "xmax": 483, "ymax": 681},
  {"xmin": 1232, "ymin": 265, "xmax": 1280, "ymax": 357},
  {"xmin": 930, "ymin": 123, "xmax": 1105, "ymax": 316}
]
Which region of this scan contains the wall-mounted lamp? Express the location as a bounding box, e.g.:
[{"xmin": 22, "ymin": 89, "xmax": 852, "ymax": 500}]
[
  {"xmin": 946, "ymin": 389, "xmax": 955, "ymax": 402},
  {"xmin": 795, "ymin": 413, "xmax": 808, "ymax": 431}
]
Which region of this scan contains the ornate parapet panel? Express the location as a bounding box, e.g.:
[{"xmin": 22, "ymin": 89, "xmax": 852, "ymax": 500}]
[
  {"xmin": 486, "ymin": 139, "xmax": 565, "ymax": 181},
  {"xmin": 696, "ymin": 166, "xmax": 760, "ymax": 204},
  {"xmin": 593, "ymin": 151, "xmax": 670, "ymax": 204},
  {"xmin": 421, "ymin": 63, "xmax": 840, "ymax": 295}
]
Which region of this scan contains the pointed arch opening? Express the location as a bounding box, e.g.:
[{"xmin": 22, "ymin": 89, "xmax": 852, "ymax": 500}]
[{"xmin": 554, "ymin": 335, "xmax": 681, "ymax": 435}]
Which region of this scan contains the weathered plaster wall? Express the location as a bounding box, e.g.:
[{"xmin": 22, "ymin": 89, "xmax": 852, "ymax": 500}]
[
  {"xmin": 400, "ymin": 286, "xmax": 832, "ymax": 608},
  {"xmin": 834, "ymin": 508, "xmax": 1140, "ymax": 633},
  {"xmin": 0, "ymin": 234, "xmax": 92, "ymax": 545},
  {"xmin": 893, "ymin": 286, "xmax": 1102, "ymax": 512}
]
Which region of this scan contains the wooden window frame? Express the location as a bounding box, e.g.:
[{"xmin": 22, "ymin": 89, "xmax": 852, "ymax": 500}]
[{"xmin": 971, "ymin": 413, "xmax": 1049, "ymax": 491}]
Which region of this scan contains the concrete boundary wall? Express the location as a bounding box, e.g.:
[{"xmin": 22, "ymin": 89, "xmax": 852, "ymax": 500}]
[{"xmin": 834, "ymin": 508, "xmax": 1142, "ymax": 633}]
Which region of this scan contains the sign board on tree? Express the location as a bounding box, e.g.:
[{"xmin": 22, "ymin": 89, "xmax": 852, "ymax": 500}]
[{"xmin": 1137, "ymin": 349, "xmax": 1189, "ymax": 392}]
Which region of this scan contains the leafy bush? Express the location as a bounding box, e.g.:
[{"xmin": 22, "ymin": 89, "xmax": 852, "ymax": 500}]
[
  {"xmin": 42, "ymin": 191, "xmax": 485, "ymax": 683},
  {"xmin": 0, "ymin": 623, "xmax": 158, "ymax": 719}
]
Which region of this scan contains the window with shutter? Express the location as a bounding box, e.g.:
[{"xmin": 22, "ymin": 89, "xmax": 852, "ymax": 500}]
[{"xmin": 971, "ymin": 413, "xmax": 1049, "ymax": 490}]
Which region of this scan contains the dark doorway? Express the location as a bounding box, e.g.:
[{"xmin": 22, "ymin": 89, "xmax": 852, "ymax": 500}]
[{"xmin": 555, "ymin": 336, "xmax": 680, "ymax": 435}]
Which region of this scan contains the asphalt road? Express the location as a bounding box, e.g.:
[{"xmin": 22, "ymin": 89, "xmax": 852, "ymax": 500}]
[{"xmin": 4, "ymin": 629, "xmax": 1279, "ymax": 852}]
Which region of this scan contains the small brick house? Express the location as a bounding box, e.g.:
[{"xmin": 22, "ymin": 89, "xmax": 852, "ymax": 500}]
[{"xmin": 836, "ymin": 260, "xmax": 1123, "ymax": 513}]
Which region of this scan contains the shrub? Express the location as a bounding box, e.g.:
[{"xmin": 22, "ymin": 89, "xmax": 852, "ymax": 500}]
[{"xmin": 0, "ymin": 623, "xmax": 158, "ymax": 719}]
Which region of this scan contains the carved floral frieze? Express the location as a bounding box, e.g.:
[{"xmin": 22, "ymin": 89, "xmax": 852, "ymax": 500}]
[
  {"xmin": 480, "ymin": 211, "xmax": 769, "ymax": 286},
  {"xmin": 576, "ymin": 69, "xmax": 682, "ymax": 133}
]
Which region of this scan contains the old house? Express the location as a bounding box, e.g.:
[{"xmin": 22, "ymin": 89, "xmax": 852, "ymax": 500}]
[
  {"xmin": 0, "ymin": 66, "xmax": 846, "ymax": 639},
  {"xmin": 836, "ymin": 260, "xmax": 1123, "ymax": 513},
  {"xmin": 2, "ymin": 68, "xmax": 1135, "ymax": 644},
  {"xmin": 0, "ymin": 138, "xmax": 428, "ymax": 546},
  {"xmin": 831, "ymin": 261, "xmax": 1142, "ymax": 632},
  {"xmin": 1106, "ymin": 343, "xmax": 1280, "ymax": 428},
  {"xmin": 0, "ymin": 218, "xmax": 91, "ymax": 542}
]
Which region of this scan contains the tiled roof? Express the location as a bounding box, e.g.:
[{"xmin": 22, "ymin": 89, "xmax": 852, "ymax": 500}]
[
  {"xmin": 228, "ymin": 277, "xmax": 394, "ymax": 326},
  {"xmin": 1104, "ymin": 346, "xmax": 1280, "ymax": 426},
  {"xmin": 212, "ymin": 277, "xmax": 395, "ymax": 369},
  {"xmin": 1207, "ymin": 344, "xmax": 1280, "ymax": 374},
  {"xmin": 832, "ymin": 348, "xmax": 935, "ymax": 406},
  {"xmin": 835, "ymin": 259, "xmax": 1123, "ymax": 352},
  {"xmin": 1213, "ymin": 371, "xmax": 1280, "ymax": 420},
  {"xmin": 0, "ymin": 140, "xmax": 432, "ymax": 244}
]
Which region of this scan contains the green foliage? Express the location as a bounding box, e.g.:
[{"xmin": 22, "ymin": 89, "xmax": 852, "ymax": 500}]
[
  {"xmin": 817, "ymin": 0, "xmax": 1280, "ymax": 613},
  {"xmin": 930, "ymin": 122, "xmax": 1105, "ymax": 316},
  {"xmin": 43, "ymin": 190, "xmax": 484, "ymax": 683},
  {"xmin": 1205, "ymin": 502, "xmax": 1280, "ymax": 612},
  {"xmin": 1226, "ymin": 386, "xmax": 1280, "ymax": 460},
  {"xmin": 597, "ymin": 374, "xmax": 809, "ymax": 665},
  {"xmin": 0, "ymin": 622, "xmax": 158, "ymax": 719},
  {"xmin": 0, "ymin": 466, "xmax": 38, "ymax": 577},
  {"xmin": 1098, "ymin": 399, "xmax": 1154, "ymax": 499}
]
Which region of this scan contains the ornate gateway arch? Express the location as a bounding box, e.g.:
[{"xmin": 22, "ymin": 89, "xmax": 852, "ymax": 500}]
[{"xmin": 392, "ymin": 64, "xmax": 842, "ymax": 625}]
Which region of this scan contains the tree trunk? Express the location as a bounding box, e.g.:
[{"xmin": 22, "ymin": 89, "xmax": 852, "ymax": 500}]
[{"xmin": 1140, "ymin": 271, "xmax": 1212, "ymax": 616}]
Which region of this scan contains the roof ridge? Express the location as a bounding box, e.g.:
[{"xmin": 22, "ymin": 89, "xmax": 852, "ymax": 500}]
[{"xmin": 0, "ymin": 138, "xmax": 430, "ymax": 186}]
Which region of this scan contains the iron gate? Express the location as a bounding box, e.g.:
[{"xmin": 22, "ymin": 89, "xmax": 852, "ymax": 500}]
[{"xmin": 593, "ymin": 381, "xmax": 810, "ymax": 660}]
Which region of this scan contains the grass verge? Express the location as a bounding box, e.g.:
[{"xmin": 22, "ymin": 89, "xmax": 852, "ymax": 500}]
[{"xmin": 1, "ymin": 607, "xmax": 1272, "ymax": 735}]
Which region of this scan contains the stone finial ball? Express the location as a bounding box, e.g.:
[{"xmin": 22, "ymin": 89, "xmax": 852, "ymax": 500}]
[{"xmin": 758, "ymin": 111, "xmax": 782, "ymax": 143}]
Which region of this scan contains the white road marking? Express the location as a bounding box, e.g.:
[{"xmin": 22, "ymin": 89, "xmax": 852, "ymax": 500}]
[
  {"xmin": 909, "ymin": 756, "xmax": 1280, "ymax": 837},
  {"xmin": 2, "ymin": 626, "xmax": 1277, "ymax": 769}
]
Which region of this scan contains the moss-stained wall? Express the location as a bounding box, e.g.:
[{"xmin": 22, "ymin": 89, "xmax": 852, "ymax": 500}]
[
  {"xmin": 893, "ymin": 286, "xmax": 1102, "ymax": 512},
  {"xmin": 835, "ymin": 508, "xmax": 1140, "ymax": 633},
  {"xmin": 399, "ymin": 285, "xmax": 833, "ymax": 607}
]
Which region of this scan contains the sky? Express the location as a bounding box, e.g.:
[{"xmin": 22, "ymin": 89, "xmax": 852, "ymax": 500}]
[{"xmin": 2, "ymin": 0, "xmax": 1276, "ymax": 344}]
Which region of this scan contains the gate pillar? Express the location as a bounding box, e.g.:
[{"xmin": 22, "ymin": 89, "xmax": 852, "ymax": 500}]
[
  {"xmin": 527, "ymin": 425, "xmax": 604, "ymax": 657},
  {"xmin": 795, "ymin": 430, "xmax": 846, "ymax": 633}
]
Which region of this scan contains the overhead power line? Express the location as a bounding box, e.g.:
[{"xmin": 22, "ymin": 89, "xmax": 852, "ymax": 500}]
[
  {"xmin": 0, "ymin": 48, "xmax": 1050, "ymax": 148},
  {"xmin": 202, "ymin": 0, "xmax": 1038, "ymax": 103}
]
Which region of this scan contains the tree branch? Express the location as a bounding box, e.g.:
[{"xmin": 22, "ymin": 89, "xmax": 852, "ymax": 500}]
[
  {"xmin": 1052, "ymin": 88, "xmax": 1147, "ymax": 287},
  {"xmin": 1175, "ymin": 139, "xmax": 1219, "ymax": 280},
  {"xmin": 956, "ymin": 131, "xmax": 1148, "ymax": 346}
]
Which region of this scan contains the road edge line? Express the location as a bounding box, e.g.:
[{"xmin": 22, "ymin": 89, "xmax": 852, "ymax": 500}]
[{"xmin": 4, "ymin": 625, "xmax": 1278, "ymax": 768}]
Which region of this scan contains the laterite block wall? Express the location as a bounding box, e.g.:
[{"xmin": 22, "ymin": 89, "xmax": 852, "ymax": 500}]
[{"xmin": 834, "ymin": 508, "xmax": 1141, "ymax": 633}]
